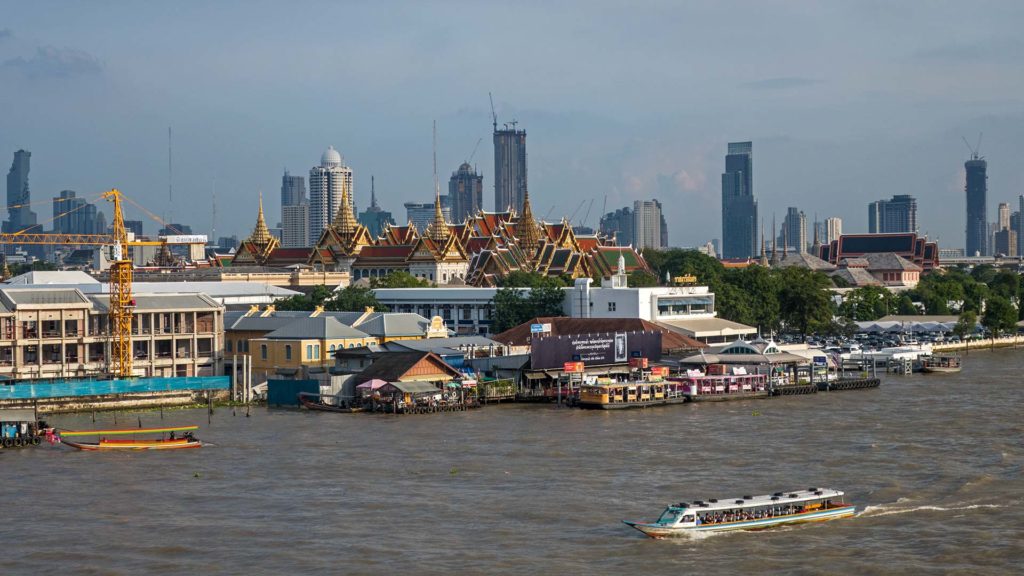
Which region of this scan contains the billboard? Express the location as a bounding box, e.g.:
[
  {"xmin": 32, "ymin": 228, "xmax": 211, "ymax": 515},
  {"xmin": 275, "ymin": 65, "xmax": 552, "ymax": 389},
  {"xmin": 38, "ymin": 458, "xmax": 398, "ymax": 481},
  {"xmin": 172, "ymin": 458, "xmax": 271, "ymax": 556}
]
[{"xmin": 531, "ymin": 330, "xmax": 662, "ymax": 370}]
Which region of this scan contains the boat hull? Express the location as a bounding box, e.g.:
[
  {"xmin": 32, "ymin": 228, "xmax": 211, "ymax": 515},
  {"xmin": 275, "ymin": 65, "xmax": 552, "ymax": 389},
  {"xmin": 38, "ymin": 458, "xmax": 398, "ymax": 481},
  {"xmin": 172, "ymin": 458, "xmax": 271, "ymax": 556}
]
[
  {"xmin": 687, "ymin": 391, "xmax": 769, "ymax": 402},
  {"xmin": 624, "ymin": 505, "xmax": 857, "ymax": 538},
  {"xmin": 62, "ymin": 439, "xmax": 202, "ymax": 451},
  {"xmin": 299, "ymin": 394, "xmax": 365, "ymax": 413},
  {"xmin": 921, "ymin": 366, "xmax": 961, "ymax": 374}
]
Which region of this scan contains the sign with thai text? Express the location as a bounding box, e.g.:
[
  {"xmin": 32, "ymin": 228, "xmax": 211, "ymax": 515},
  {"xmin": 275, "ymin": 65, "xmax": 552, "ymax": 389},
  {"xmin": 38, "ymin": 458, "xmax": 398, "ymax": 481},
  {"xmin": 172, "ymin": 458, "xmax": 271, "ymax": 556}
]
[{"xmin": 531, "ymin": 330, "xmax": 662, "ymax": 370}]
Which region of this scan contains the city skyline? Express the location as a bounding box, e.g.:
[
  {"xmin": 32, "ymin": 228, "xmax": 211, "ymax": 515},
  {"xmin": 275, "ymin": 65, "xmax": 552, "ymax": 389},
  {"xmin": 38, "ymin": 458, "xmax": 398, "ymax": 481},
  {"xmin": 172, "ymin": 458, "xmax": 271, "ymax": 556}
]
[{"xmin": 2, "ymin": 3, "xmax": 1023, "ymax": 246}]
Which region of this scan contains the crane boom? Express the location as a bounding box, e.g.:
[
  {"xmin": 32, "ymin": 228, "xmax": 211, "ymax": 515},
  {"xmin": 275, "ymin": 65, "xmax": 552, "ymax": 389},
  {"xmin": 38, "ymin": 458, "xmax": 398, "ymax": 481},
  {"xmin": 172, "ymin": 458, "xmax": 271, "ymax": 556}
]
[{"xmin": 489, "ymin": 92, "xmax": 497, "ymax": 131}]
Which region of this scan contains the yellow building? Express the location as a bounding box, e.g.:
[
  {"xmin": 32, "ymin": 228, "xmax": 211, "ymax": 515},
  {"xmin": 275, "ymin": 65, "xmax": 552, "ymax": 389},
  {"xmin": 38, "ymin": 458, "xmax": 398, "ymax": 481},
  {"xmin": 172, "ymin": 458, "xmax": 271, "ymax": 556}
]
[{"xmin": 251, "ymin": 315, "xmax": 377, "ymax": 377}]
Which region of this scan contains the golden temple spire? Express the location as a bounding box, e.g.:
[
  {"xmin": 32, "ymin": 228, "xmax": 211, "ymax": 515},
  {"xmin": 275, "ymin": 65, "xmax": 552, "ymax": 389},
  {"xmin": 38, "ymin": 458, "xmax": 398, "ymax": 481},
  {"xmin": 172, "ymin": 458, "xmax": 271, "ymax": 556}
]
[
  {"xmin": 515, "ymin": 187, "xmax": 543, "ymax": 254},
  {"xmin": 428, "ymin": 182, "xmax": 450, "ymax": 242},
  {"xmin": 249, "ymin": 192, "xmax": 273, "ymax": 245},
  {"xmin": 332, "ymin": 181, "xmax": 359, "ymax": 235}
]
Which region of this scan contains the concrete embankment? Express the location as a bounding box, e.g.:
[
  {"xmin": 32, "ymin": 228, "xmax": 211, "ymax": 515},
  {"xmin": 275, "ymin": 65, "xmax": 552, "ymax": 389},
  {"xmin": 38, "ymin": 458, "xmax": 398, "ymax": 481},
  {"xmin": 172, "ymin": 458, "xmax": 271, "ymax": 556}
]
[{"xmin": 933, "ymin": 336, "xmax": 1024, "ymax": 353}]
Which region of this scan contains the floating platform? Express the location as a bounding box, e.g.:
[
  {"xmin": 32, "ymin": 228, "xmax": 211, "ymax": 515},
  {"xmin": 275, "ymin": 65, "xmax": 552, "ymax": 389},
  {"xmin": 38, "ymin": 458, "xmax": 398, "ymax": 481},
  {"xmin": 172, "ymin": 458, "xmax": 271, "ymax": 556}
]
[{"xmin": 816, "ymin": 378, "xmax": 881, "ymax": 392}]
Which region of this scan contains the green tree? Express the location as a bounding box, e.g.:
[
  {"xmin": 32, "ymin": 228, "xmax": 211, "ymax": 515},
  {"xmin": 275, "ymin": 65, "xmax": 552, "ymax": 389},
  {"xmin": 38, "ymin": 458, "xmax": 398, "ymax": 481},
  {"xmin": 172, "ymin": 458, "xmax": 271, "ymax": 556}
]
[
  {"xmin": 714, "ymin": 282, "xmax": 755, "ymax": 327},
  {"xmin": 327, "ymin": 285, "xmax": 383, "ymax": 311},
  {"xmin": 273, "ymin": 284, "xmax": 335, "ymax": 311},
  {"xmin": 727, "ymin": 266, "xmax": 782, "ymax": 333},
  {"xmin": 896, "ymin": 294, "xmax": 919, "ymax": 315},
  {"xmin": 628, "ymin": 270, "xmax": 660, "ymax": 287},
  {"xmin": 953, "ymin": 309, "xmax": 977, "ymax": 341},
  {"xmin": 370, "ymin": 271, "xmax": 432, "ymax": 288},
  {"xmin": 839, "ymin": 286, "xmax": 895, "ymax": 321},
  {"xmin": 491, "ymin": 283, "xmax": 568, "ymax": 333},
  {"xmin": 981, "ymin": 295, "xmax": 1017, "ymax": 339},
  {"xmin": 499, "ymin": 271, "xmax": 568, "ymax": 288},
  {"xmin": 777, "ymin": 268, "xmax": 834, "ymax": 339}
]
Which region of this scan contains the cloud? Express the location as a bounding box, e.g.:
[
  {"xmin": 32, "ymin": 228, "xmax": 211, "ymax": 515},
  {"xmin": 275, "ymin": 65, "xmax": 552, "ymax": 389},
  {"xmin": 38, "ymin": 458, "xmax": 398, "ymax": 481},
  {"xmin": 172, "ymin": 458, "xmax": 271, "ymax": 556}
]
[
  {"xmin": 3, "ymin": 46, "xmax": 103, "ymax": 78},
  {"xmin": 0, "ymin": 29, "xmax": 12, "ymax": 41},
  {"xmin": 916, "ymin": 38, "xmax": 1024, "ymax": 62},
  {"xmin": 740, "ymin": 77, "xmax": 821, "ymax": 90}
]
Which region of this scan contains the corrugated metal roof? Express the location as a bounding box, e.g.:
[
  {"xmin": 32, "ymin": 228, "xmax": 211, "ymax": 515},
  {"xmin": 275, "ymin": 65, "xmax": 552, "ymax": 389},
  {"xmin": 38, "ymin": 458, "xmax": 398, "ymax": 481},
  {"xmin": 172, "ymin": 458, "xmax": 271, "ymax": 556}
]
[
  {"xmin": 1, "ymin": 288, "xmax": 92, "ymax": 306},
  {"xmin": 263, "ymin": 316, "xmax": 370, "ymax": 340},
  {"xmin": 90, "ymin": 293, "xmax": 220, "ymax": 311}
]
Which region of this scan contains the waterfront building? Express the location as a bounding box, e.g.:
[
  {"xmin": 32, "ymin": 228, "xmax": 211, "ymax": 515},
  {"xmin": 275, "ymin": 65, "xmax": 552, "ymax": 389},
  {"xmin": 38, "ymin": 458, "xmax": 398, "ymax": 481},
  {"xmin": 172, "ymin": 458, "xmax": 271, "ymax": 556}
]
[
  {"xmin": 826, "ymin": 217, "xmax": 843, "ymax": 243},
  {"xmin": 449, "ymin": 163, "xmax": 483, "ymax": 223},
  {"xmin": 633, "ymin": 199, "xmax": 666, "ymax": 250},
  {"xmin": 309, "ymin": 146, "xmax": 353, "ymax": 245},
  {"xmin": 721, "ymin": 141, "xmax": 758, "ymax": 259},
  {"xmin": 599, "ymin": 206, "xmax": 635, "ymax": 246},
  {"xmin": 0, "ymin": 286, "xmax": 223, "ymax": 380},
  {"xmin": 357, "ymin": 176, "xmax": 395, "ymax": 239},
  {"xmin": 965, "ymin": 153, "xmax": 988, "ymax": 256},
  {"xmin": 493, "ymin": 122, "xmax": 527, "ymax": 212}
]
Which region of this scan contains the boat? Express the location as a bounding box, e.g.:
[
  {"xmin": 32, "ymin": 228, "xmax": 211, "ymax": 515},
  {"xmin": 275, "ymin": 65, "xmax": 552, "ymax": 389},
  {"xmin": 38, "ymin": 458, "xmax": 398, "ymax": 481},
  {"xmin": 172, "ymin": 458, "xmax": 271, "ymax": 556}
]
[
  {"xmin": 57, "ymin": 425, "xmax": 202, "ymax": 451},
  {"xmin": 668, "ymin": 370, "xmax": 769, "ymax": 402},
  {"xmin": 298, "ymin": 392, "xmax": 365, "ymax": 413},
  {"xmin": 623, "ymin": 488, "xmax": 856, "ymax": 538},
  {"xmin": 577, "ymin": 376, "xmax": 685, "ymax": 410},
  {"xmin": 921, "ymin": 354, "xmax": 962, "ymax": 374}
]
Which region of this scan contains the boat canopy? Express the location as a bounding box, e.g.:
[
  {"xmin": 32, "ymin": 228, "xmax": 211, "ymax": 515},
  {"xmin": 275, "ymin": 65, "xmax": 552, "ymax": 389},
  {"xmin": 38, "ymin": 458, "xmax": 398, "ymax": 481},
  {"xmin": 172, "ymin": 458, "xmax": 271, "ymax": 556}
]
[
  {"xmin": 59, "ymin": 425, "xmax": 199, "ymax": 437},
  {"xmin": 666, "ymin": 488, "xmax": 844, "ymax": 514}
]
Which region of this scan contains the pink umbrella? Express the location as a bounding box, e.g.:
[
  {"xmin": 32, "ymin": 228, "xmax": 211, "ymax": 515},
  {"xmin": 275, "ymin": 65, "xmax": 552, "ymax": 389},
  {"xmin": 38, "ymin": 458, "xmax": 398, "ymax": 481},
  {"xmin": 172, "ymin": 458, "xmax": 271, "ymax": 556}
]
[{"xmin": 356, "ymin": 379, "xmax": 388, "ymax": 390}]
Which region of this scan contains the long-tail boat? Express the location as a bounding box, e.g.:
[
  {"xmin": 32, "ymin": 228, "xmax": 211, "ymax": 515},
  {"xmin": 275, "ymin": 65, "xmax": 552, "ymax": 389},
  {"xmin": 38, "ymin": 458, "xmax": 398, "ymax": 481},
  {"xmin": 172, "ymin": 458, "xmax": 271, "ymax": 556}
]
[{"xmin": 57, "ymin": 425, "xmax": 202, "ymax": 451}]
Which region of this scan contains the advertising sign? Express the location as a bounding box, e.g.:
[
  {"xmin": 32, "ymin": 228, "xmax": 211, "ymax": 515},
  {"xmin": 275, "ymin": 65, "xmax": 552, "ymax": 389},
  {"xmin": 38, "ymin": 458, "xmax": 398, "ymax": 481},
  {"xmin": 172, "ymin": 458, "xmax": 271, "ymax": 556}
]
[
  {"xmin": 813, "ymin": 356, "xmax": 828, "ymax": 366},
  {"xmin": 531, "ymin": 330, "xmax": 662, "ymax": 370},
  {"xmin": 628, "ymin": 357, "xmax": 649, "ymax": 369},
  {"xmin": 563, "ymin": 361, "xmax": 585, "ymax": 374},
  {"xmin": 530, "ymin": 324, "xmax": 545, "ymax": 333}
]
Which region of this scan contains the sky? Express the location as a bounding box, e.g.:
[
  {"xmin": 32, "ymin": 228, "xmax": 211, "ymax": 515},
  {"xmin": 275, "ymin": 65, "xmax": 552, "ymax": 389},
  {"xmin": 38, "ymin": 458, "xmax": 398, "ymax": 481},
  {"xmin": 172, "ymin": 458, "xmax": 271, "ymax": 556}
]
[{"xmin": 2, "ymin": 1, "xmax": 1023, "ymax": 249}]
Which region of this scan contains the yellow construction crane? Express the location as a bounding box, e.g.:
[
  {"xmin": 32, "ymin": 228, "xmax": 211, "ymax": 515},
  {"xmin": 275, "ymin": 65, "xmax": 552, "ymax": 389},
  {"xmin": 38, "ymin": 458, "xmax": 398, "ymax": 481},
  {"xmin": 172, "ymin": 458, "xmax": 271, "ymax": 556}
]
[{"xmin": 0, "ymin": 189, "xmax": 164, "ymax": 378}]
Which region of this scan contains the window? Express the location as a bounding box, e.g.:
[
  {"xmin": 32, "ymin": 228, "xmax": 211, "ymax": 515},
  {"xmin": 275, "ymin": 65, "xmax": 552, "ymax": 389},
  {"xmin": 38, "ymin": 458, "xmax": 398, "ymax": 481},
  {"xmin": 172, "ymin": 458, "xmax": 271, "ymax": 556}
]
[
  {"xmin": 260, "ymin": 344, "xmax": 267, "ymax": 359},
  {"xmin": 285, "ymin": 345, "xmax": 292, "ymax": 360},
  {"xmin": 306, "ymin": 344, "xmax": 313, "ymax": 360},
  {"xmin": 461, "ymin": 307, "xmax": 472, "ymax": 320},
  {"xmin": 329, "ymin": 344, "xmax": 336, "ymax": 353},
  {"xmin": 226, "ymin": 340, "xmax": 233, "ymax": 352},
  {"xmin": 608, "ymin": 302, "xmax": 617, "ymax": 312},
  {"xmin": 314, "ymin": 345, "xmax": 320, "ymax": 359}
]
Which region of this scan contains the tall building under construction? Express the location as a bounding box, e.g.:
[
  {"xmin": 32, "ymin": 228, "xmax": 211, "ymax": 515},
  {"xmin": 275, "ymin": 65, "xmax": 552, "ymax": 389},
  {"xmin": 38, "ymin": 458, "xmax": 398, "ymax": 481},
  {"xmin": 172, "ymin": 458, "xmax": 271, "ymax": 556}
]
[{"xmin": 493, "ymin": 122, "xmax": 527, "ymax": 213}]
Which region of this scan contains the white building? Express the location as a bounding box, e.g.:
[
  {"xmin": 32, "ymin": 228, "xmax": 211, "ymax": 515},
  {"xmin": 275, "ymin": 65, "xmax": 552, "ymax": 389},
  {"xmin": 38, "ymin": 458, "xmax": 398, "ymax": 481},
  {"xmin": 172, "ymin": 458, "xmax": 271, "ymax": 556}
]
[
  {"xmin": 373, "ymin": 287, "xmax": 503, "ymax": 335},
  {"xmin": 375, "ymin": 258, "xmax": 757, "ymax": 343},
  {"xmin": 633, "ymin": 199, "xmax": 664, "ymax": 250},
  {"xmin": 826, "ymin": 217, "xmax": 843, "ymax": 244},
  {"xmin": 309, "ymin": 146, "xmax": 354, "ymax": 244},
  {"xmin": 281, "ymin": 204, "xmax": 309, "ymax": 248}
]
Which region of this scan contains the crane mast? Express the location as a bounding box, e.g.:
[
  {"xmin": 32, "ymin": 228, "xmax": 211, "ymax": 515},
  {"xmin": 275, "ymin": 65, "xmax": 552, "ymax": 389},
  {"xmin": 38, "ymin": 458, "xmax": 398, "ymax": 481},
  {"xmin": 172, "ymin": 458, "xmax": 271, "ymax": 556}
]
[{"xmin": 104, "ymin": 189, "xmax": 134, "ymax": 378}]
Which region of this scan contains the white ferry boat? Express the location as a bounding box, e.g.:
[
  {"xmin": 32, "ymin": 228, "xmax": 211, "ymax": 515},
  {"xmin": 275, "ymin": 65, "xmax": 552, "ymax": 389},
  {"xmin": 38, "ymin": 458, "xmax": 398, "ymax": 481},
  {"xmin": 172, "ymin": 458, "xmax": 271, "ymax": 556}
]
[{"xmin": 623, "ymin": 488, "xmax": 855, "ymax": 538}]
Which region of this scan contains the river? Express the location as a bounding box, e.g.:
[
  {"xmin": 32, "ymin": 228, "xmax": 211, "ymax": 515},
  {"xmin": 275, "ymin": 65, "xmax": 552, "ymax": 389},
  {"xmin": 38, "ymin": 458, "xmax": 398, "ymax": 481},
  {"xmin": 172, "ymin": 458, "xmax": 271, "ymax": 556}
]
[{"xmin": 4, "ymin": 348, "xmax": 1023, "ymax": 575}]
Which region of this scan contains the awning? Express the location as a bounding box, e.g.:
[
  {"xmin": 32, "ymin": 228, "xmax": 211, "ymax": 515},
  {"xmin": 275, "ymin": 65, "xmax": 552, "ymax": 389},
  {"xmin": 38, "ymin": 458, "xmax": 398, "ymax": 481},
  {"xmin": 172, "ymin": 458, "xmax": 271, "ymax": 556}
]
[
  {"xmin": 356, "ymin": 378, "xmax": 388, "ymax": 390},
  {"xmin": 524, "ymin": 372, "xmax": 548, "ymax": 380},
  {"xmin": 388, "ymin": 381, "xmax": 440, "ymax": 394}
]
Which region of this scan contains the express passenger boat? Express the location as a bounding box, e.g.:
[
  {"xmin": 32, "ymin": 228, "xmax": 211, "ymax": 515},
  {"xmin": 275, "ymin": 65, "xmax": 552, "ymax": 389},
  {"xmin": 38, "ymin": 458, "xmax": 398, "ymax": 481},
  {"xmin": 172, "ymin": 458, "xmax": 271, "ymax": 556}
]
[
  {"xmin": 921, "ymin": 354, "xmax": 962, "ymax": 374},
  {"xmin": 577, "ymin": 370, "xmax": 684, "ymax": 410},
  {"xmin": 57, "ymin": 425, "xmax": 202, "ymax": 451},
  {"xmin": 623, "ymin": 488, "xmax": 855, "ymax": 537}
]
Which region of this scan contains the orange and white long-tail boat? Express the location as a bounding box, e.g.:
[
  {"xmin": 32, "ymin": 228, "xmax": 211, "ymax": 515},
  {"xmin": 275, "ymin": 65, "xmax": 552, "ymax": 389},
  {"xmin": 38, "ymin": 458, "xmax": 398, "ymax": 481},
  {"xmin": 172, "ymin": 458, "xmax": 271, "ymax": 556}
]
[{"xmin": 57, "ymin": 425, "xmax": 202, "ymax": 451}]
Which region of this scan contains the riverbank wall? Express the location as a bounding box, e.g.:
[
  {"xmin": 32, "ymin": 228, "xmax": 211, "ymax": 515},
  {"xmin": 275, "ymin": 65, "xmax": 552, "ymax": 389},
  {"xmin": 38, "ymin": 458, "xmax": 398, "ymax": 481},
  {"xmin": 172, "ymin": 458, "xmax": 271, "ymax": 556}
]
[
  {"xmin": 0, "ymin": 376, "xmax": 230, "ymax": 414},
  {"xmin": 933, "ymin": 335, "xmax": 1024, "ymax": 353}
]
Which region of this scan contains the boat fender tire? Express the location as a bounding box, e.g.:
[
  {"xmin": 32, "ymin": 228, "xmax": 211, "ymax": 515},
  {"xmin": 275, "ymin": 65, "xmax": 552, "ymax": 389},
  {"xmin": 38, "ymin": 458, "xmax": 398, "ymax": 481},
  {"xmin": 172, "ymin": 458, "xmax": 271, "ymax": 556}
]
[
  {"xmin": 13, "ymin": 437, "xmax": 24, "ymax": 447},
  {"xmin": 0, "ymin": 438, "xmax": 9, "ymax": 448},
  {"xmin": 32, "ymin": 436, "xmax": 41, "ymax": 446}
]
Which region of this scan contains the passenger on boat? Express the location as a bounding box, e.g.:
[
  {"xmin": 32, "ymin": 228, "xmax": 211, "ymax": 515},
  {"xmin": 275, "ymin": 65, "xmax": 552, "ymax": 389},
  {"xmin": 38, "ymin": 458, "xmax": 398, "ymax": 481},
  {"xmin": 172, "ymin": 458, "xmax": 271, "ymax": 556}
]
[{"xmin": 169, "ymin": 431, "xmax": 176, "ymax": 440}]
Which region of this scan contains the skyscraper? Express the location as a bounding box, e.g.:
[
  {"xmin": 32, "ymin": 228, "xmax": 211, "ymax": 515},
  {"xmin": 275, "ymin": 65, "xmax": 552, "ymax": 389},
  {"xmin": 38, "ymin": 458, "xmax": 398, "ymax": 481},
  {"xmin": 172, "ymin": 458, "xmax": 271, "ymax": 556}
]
[
  {"xmin": 405, "ymin": 201, "xmax": 449, "ymax": 232},
  {"xmin": 721, "ymin": 141, "xmax": 757, "ymax": 259},
  {"xmin": 998, "ymin": 202, "xmax": 1011, "ymax": 230},
  {"xmin": 309, "ymin": 146, "xmax": 353, "ymax": 243},
  {"xmin": 965, "ymin": 154, "xmax": 988, "ymax": 256},
  {"xmin": 493, "ymin": 122, "xmax": 527, "ymax": 212},
  {"xmin": 868, "ymin": 195, "xmax": 918, "ymax": 234},
  {"xmin": 825, "ymin": 217, "xmax": 843, "ymax": 243},
  {"xmin": 5, "ymin": 149, "xmax": 38, "ymax": 234},
  {"xmin": 777, "ymin": 207, "xmax": 807, "ymax": 254},
  {"xmin": 280, "ymin": 170, "xmax": 309, "ymax": 247},
  {"xmin": 53, "ymin": 190, "xmax": 106, "ymax": 234},
  {"xmin": 449, "ymin": 162, "xmax": 483, "ymax": 222},
  {"xmin": 599, "ymin": 206, "xmax": 634, "ymax": 247},
  {"xmin": 1018, "ymin": 195, "xmax": 1024, "ymax": 257},
  {"xmin": 633, "ymin": 199, "xmax": 665, "ymax": 250},
  {"xmin": 358, "ymin": 176, "xmax": 395, "ymax": 238}
]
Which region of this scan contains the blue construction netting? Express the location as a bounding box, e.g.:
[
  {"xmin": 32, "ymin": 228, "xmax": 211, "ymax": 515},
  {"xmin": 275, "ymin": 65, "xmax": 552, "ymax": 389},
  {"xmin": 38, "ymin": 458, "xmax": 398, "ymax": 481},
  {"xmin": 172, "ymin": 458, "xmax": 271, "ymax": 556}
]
[{"xmin": 0, "ymin": 376, "xmax": 230, "ymax": 400}]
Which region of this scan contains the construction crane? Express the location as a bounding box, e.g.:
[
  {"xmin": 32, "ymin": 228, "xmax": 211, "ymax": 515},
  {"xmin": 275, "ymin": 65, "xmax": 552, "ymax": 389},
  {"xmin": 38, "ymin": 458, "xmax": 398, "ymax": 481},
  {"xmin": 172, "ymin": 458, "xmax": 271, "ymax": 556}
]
[
  {"xmin": 489, "ymin": 92, "xmax": 497, "ymax": 131},
  {"xmin": 466, "ymin": 137, "xmax": 483, "ymax": 165},
  {"xmin": 0, "ymin": 189, "xmax": 164, "ymax": 378}
]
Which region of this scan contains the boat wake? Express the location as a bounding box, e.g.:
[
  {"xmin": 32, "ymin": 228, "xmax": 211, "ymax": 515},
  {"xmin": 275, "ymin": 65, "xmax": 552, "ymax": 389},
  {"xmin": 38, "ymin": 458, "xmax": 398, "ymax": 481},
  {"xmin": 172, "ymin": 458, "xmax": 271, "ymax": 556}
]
[{"xmin": 859, "ymin": 499, "xmax": 1019, "ymax": 518}]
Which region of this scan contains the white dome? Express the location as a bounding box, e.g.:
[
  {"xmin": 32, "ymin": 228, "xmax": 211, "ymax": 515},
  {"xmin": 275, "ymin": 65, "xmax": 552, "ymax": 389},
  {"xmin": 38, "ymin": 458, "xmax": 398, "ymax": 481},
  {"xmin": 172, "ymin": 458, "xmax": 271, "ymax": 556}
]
[{"xmin": 321, "ymin": 146, "xmax": 343, "ymax": 168}]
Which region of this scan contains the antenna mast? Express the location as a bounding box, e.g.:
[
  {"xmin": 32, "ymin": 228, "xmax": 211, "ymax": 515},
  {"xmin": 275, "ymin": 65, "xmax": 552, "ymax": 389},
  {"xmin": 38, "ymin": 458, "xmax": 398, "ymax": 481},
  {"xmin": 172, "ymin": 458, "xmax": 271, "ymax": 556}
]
[{"xmin": 168, "ymin": 126, "xmax": 173, "ymax": 202}]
